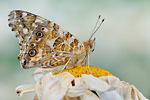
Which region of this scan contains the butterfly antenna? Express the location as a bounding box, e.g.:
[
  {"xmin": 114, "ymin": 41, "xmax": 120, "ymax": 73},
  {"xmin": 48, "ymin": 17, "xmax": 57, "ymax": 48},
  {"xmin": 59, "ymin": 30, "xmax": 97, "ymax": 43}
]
[
  {"xmin": 89, "ymin": 17, "xmax": 105, "ymax": 41},
  {"xmin": 92, "ymin": 15, "xmax": 101, "ymax": 34},
  {"xmin": 87, "ymin": 15, "xmax": 105, "ymax": 75}
]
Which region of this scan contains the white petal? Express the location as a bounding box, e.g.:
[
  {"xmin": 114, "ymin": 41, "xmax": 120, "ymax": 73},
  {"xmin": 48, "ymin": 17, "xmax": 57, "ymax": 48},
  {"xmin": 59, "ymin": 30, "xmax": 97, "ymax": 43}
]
[
  {"xmin": 16, "ymin": 84, "xmax": 35, "ymax": 97},
  {"xmin": 67, "ymin": 83, "xmax": 88, "ymax": 97},
  {"xmin": 35, "ymin": 72, "xmax": 55, "ymax": 100},
  {"xmin": 99, "ymin": 90, "xmax": 123, "ymax": 100},
  {"xmin": 122, "ymin": 82, "xmax": 149, "ymax": 100},
  {"xmin": 33, "ymin": 68, "xmax": 58, "ymax": 75},
  {"xmin": 80, "ymin": 90, "xmax": 100, "ymax": 100},
  {"xmin": 74, "ymin": 77, "xmax": 84, "ymax": 86},
  {"xmin": 98, "ymin": 76, "xmax": 149, "ymax": 100},
  {"xmin": 99, "ymin": 76, "xmax": 126, "ymax": 95},
  {"xmin": 131, "ymin": 85, "xmax": 149, "ymax": 100},
  {"xmin": 33, "ymin": 73, "xmax": 44, "ymax": 82},
  {"xmin": 36, "ymin": 72, "xmax": 75, "ymax": 100},
  {"xmin": 33, "ymin": 68, "xmax": 57, "ymax": 82},
  {"xmin": 82, "ymin": 74, "xmax": 110, "ymax": 92}
]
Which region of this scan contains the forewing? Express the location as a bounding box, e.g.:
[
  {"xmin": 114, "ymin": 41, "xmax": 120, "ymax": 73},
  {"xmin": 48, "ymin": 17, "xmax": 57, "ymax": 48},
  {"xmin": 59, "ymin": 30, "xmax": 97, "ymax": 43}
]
[
  {"xmin": 8, "ymin": 10, "xmax": 46, "ymax": 45},
  {"xmin": 9, "ymin": 10, "xmax": 86, "ymax": 69}
]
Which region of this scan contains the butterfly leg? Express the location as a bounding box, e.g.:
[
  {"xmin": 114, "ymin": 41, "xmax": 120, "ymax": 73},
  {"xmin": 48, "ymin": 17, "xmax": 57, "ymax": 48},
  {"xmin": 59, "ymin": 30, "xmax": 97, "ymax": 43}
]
[
  {"xmin": 84, "ymin": 59, "xmax": 87, "ymax": 65},
  {"xmin": 59, "ymin": 54, "xmax": 73, "ymax": 74},
  {"xmin": 87, "ymin": 48, "xmax": 92, "ymax": 74}
]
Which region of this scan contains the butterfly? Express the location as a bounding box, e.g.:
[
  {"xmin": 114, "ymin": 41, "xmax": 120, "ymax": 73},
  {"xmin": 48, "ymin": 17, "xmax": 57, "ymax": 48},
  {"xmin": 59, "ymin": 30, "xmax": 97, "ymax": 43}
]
[{"xmin": 8, "ymin": 10, "xmax": 104, "ymax": 70}]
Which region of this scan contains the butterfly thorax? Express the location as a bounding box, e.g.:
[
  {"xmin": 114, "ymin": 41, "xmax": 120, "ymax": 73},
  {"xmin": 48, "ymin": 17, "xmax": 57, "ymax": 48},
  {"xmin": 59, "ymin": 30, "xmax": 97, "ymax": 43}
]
[
  {"xmin": 83, "ymin": 39, "xmax": 95, "ymax": 53},
  {"xmin": 68, "ymin": 39, "xmax": 96, "ymax": 68},
  {"xmin": 83, "ymin": 40, "xmax": 93, "ymax": 52}
]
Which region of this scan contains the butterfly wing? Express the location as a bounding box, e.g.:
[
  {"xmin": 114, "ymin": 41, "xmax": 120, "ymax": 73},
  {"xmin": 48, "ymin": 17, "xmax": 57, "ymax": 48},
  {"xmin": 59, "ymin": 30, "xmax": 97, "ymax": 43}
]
[
  {"xmin": 8, "ymin": 10, "xmax": 45, "ymax": 45},
  {"xmin": 9, "ymin": 10, "xmax": 86, "ymax": 69}
]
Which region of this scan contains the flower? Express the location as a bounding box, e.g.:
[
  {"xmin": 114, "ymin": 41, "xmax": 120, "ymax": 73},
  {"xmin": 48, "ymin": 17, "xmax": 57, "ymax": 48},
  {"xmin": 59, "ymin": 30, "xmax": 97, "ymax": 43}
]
[
  {"xmin": 16, "ymin": 65, "xmax": 149, "ymax": 100},
  {"xmin": 54, "ymin": 65, "xmax": 114, "ymax": 77}
]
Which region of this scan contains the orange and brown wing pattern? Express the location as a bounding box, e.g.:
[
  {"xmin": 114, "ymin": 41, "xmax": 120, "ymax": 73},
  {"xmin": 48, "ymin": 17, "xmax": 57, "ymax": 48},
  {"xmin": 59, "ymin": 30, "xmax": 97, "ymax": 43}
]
[
  {"xmin": 8, "ymin": 10, "xmax": 46, "ymax": 45},
  {"xmin": 8, "ymin": 10, "xmax": 87, "ymax": 69}
]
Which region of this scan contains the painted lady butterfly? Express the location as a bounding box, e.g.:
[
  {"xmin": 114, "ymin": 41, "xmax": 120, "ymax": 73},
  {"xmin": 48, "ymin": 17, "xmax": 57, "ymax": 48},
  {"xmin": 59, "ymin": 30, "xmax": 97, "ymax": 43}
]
[{"xmin": 8, "ymin": 10, "xmax": 104, "ymax": 69}]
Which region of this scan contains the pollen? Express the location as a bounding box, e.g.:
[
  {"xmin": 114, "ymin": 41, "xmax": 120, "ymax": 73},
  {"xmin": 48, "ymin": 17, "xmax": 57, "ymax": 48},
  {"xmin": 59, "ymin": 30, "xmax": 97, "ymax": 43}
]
[{"xmin": 54, "ymin": 65, "xmax": 114, "ymax": 77}]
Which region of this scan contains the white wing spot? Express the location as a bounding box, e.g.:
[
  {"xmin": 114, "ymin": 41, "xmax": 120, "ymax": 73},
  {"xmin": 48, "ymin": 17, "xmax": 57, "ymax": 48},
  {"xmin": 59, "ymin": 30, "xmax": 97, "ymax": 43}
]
[
  {"xmin": 46, "ymin": 40, "xmax": 55, "ymax": 48},
  {"xmin": 11, "ymin": 19, "xmax": 16, "ymax": 24},
  {"xmin": 23, "ymin": 28, "xmax": 28, "ymax": 34},
  {"xmin": 58, "ymin": 29, "xmax": 63, "ymax": 37},
  {"xmin": 43, "ymin": 28, "xmax": 48, "ymax": 32},
  {"xmin": 69, "ymin": 37, "xmax": 74, "ymax": 43},
  {"xmin": 28, "ymin": 62, "xmax": 34, "ymax": 67},
  {"xmin": 18, "ymin": 19, "xmax": 21, "ymax": 22},
  {"xmin": 35, "ymin": 18, "xmax": 41, "ymax": 23},
  {"xmin": 19, "ymin": 24, "xmax": 23, "ymax": 28},
  {"xmin": 12, "ymin": 11, "xmax": 16, "ymax": 19},
  {"xmin": 22, "ymin": 12, "xmax": 27, "ymax": 17}
]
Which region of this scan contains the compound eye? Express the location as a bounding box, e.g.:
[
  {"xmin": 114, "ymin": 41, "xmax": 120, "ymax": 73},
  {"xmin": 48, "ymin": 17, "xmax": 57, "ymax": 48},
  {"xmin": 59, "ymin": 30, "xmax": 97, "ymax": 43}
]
[
  {"xmin": 28, "ymin": 49, "xmax": 36, "ymax": 57},
  {"xmin": 36, "ymin": 31, "xmax": 44, "ymax": 38}
]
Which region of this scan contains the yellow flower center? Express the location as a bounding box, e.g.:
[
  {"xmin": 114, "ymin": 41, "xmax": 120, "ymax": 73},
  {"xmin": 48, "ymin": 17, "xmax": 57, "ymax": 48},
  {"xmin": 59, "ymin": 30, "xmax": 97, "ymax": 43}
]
[{"xmin": 54, "ymin": 65, "xmax": 114, "ymax": 77}]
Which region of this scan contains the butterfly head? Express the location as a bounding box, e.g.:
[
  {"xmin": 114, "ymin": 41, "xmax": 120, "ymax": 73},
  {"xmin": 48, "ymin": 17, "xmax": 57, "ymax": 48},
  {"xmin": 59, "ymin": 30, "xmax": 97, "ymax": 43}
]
[
  {"xmin": 83, "ymin": 38, "xmax": 96, "ymax": 53},
  {"xmin": 83, "ymin": 15, "xmax": 104, "ymax": 54}
]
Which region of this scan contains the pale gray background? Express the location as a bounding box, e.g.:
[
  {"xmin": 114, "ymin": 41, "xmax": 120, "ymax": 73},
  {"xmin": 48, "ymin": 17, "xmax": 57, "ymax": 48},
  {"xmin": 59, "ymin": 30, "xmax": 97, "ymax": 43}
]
[{"xmin": 0, "ymin": 0, "xmax": 150, "ymax": 99}]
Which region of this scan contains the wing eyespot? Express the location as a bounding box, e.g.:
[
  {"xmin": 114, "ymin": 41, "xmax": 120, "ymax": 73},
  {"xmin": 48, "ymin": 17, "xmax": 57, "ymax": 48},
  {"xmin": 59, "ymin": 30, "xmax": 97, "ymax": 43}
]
[
  {"xmin": 30, "ymin": 43, "xmax": 35, "ymax": 48},
  {"xmin": 41, "ymin": 27, "xmax": 45, "ymax": 30},
  {"xmin": 35, "ymin": 38, "xmax": 39, "ymax": 41},
  {"xmin": 28, "ymin": 49, "xmax": 36, "ymax": 57},
  {"xmin": 36, "ymin": 31, "xmax": 44, "ymax": 38}
]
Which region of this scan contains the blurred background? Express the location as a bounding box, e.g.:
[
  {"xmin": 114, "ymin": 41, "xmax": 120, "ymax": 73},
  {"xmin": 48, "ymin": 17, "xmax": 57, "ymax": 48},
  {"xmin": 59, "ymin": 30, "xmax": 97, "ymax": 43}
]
[{"xmin": 0, "ymin": 0, "xmax": 150, "ymax": 99}]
